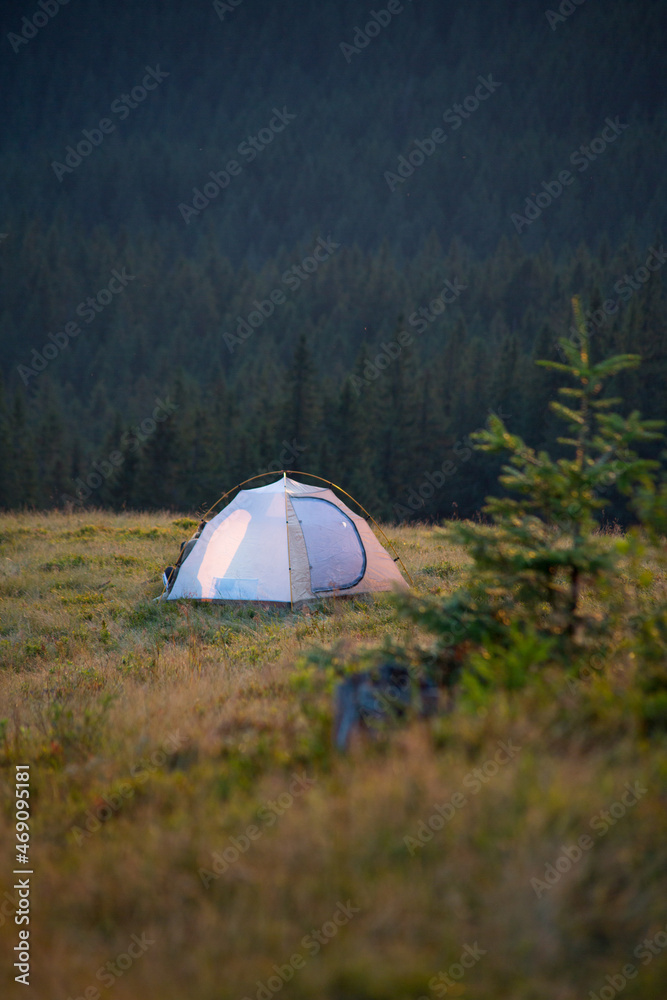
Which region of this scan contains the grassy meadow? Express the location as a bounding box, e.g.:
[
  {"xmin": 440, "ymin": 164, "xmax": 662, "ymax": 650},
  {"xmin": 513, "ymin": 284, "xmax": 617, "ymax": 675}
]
[{"xmin": 1, "ymin": 510, "xmax": 666, "ymax": 999}]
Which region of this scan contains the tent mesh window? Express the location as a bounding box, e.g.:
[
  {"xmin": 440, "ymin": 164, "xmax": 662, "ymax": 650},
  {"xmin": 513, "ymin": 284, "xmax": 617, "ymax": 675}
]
[{"xmin": 291, "ymin": 497, "xmax": 367, "ymax": 592}]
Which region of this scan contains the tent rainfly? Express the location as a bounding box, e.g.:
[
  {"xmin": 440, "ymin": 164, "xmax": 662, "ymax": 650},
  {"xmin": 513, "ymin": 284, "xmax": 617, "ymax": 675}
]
[{"xmin": 163, "ymin": 475, "xmax": 409, "ymax": 604}]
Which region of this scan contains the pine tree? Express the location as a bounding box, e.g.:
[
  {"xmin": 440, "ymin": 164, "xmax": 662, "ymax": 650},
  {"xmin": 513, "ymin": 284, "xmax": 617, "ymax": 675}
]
[
  {"xmin": 134, "ymin": 416, "xmax": 179, "ymax": 510},
  {"xmin": 398, "ymin": 299, "xmax": 664, "ymax": 660},
  {"xmin": 282, "ymin": 334, "xmax": 319, "ymax": 470},
  {"xmin": 9, "ymin": 390, "xmax": 38, "ymax": 507},
  {"xmin": 97, "ymin": 413, "xmax": 126, "ymax": 510}
]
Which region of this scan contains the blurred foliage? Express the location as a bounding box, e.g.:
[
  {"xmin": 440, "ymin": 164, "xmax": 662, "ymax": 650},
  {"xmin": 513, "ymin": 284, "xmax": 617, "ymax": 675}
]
[{"xmin": 394, "ymin": 318, "xmax": 667, "ymax": 707}]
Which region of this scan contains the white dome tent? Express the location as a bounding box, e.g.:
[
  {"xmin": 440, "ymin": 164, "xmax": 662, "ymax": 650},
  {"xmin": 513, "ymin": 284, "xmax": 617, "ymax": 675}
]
[{"xmin": 162, "ymin": 473, "xmax": 411, "ymax": 606}]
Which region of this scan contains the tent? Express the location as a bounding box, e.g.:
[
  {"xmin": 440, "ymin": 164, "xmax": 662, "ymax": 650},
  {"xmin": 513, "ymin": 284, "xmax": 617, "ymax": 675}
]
[{"xmin": 163, "ymin": 474, "xmax": 409, "ymax": 605}]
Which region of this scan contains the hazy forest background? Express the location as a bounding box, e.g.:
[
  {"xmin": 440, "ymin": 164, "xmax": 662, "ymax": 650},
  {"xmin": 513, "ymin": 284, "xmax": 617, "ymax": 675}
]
[{"xmin": 1, "ymin": 0, "xmax": 665, "ymax": 520}]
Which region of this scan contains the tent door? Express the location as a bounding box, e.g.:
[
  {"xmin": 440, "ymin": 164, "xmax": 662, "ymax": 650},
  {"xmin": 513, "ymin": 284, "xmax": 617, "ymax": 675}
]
[{"xmin": 291, "ymin": 497, "xmax": 366, "ymax": 592}]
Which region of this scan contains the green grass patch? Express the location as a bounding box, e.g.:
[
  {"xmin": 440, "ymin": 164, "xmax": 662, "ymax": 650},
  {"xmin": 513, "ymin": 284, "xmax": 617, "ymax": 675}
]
[
  {"xmin": 41, "ymin": 554, "xmax": 86, "ymax": 571},
  {"xmin": 0, "ymin": 508, "xmax": 664, "ymax": 1000}
]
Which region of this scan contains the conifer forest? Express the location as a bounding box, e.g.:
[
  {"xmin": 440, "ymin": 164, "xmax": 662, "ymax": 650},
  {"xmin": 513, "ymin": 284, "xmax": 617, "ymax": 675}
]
[{"xmin": 1, "ymin": 0, "xmax": 665, "ymax": 520}]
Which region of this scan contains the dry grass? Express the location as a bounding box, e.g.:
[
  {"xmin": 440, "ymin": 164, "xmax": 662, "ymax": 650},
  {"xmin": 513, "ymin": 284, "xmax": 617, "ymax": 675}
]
[{"xmin": 1, "ymin": 511, "xmax": 666, "ymax": 1000}]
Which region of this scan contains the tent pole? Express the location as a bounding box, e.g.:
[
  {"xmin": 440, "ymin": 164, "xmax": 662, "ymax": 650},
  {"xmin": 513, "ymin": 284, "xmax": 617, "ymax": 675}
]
[
  {"xmin": 198, "ymin": 471, "xmax": 294, "ymax": 522},
  {"xmin": 189, "ymin": 469, "xmax": 413, "ymax": 594},
  {"xmin": 283, "ymin": 472, "xmax": 294, "ymax": 610}
]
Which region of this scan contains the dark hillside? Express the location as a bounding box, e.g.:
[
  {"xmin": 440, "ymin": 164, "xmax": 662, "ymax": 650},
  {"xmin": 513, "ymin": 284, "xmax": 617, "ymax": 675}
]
[{"xmin": 0, "ymin": 0, "xmax": 665, "ymax": 517}]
